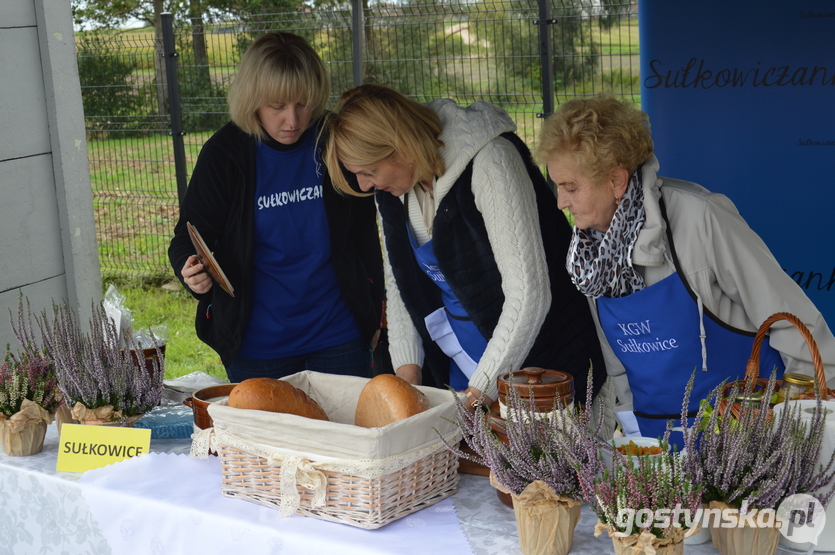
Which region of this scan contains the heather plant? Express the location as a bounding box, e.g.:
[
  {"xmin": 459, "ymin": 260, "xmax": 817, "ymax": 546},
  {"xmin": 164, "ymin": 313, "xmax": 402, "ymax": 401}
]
[
  {"xmin": 592, "ymin": 446, "xmax": 702, "ymax": 538},
  {"xmin": 442, "ymin": 368, "xmax": 603, "ymax": 499},
  {"xmin": 0, "ymin": 297, "xmax": 61, "ymax": 418},
  {"xmin": 0, "ymin": 351, "xmax": 61, "ymax": 418},
  {"xmin": 38, "ymin": 301, "xmax": 164, "ymax": 419},
  {"xmin": 680, "ymin": 370, "xmax": 835, "ymax": 511}
]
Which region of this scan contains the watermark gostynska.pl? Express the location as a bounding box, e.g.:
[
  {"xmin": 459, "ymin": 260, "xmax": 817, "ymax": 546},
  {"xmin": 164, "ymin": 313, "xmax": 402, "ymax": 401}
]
[{"xmin": 615, "ymin": 494, "xmax": 826, "ymax": 544}]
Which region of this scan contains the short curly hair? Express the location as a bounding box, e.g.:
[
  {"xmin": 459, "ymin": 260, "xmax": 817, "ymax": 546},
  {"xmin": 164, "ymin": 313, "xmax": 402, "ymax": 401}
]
[{"xmin": 536, "ymin": 94, "xmax": 653, "ymax": 182}]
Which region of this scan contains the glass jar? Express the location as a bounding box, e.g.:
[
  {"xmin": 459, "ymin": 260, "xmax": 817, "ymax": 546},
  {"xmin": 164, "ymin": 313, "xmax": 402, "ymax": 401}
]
[
  {"xmin": 776, "ymin": 373, "xmax": 815, "ymax": 404},
  {"xmin": 733, "ymin": 391, "xmax": 764, "ymax": 409}
]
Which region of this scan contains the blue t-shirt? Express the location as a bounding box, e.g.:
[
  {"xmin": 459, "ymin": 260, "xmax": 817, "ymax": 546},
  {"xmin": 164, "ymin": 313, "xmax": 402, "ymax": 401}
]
[{"xmin": 238, "ymin": 129, "xmax": 360, "ymax": 358}]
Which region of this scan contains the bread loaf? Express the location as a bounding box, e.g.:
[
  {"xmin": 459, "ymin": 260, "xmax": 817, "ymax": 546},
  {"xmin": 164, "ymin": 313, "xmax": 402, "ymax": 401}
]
[
  {"xmin": 355, "ymin": 374, "xmax": 431, "ymax": 428},
  {"xmin": 228, "ymin": 377, "xmax": 329, "ymax": 421}
]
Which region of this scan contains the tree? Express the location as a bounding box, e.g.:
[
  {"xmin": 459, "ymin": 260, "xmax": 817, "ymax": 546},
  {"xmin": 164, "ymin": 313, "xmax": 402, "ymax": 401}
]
[
  {"xmin": 76, "ymin": 30, "xmax": 143, "ymax": 133},
  {"xmin": 74, "ymin": 1, "xmax": 172, "ymax": 116},
  {"xmin": 467, "ymin": 0, "xmax": 628, "ymax": 105},
  {"xmin": 73, "ymin": 0, "xmax": 305, "ymax": 116}
]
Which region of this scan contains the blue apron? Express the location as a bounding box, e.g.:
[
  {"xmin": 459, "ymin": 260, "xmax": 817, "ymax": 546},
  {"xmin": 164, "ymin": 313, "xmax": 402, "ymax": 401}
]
[
  {"xmin": 597, "ymin": 207, "xmax": 784, "ymax": 448},
  {"xmin": 408, "ymin": 225, "xmax": 488, "ymax": 390}
]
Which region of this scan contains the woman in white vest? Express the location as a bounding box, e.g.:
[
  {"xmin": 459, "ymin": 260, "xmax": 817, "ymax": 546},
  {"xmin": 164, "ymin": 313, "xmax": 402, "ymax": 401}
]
[{"xmin": 323, "ymin": 84, "xmax": 610, "ymax": 416}]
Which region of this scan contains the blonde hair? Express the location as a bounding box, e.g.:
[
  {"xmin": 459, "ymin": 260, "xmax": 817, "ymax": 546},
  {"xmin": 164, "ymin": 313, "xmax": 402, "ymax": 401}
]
[
  {"xmin": 323, "ymin": 84, "xmax": 445, "ymax": 197},
  {"xmin": 536, "ymin": 94, "xmax": 654, "ymax": 183},
  {"xmin": 227, "ymin": 33, "xmax": 331, "ymax": 141}
]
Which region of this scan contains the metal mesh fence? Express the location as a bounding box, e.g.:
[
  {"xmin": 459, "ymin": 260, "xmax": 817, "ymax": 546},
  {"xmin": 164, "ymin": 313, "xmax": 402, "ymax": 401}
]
[{"xmin": 77, "ymin": 0, "xmax": 639, "ymax": 279}]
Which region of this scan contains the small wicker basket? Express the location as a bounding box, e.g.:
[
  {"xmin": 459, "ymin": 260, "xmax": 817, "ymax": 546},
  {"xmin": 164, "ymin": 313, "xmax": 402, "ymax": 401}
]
[
  {"xmin": 218, "ymin": 443, "xmax": 459, "ymax": 529},
  {"xmin": 719, "ymin": 312, "xmax": 832, "ymax": 419}
]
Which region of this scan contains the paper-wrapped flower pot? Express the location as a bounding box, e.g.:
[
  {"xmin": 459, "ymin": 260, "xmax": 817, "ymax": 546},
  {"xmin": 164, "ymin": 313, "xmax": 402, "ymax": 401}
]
[
  {"xmin": 70, "ymin": 402, "xmax": 142, "ymax": 427},
  {"xmin": 54, "ymin": 401, "xmax": 78, "ymax": 434},
  {"xmin": 0, "ymin": 399, "xmax": 51, "ymax": 456},
  {"xmin": 595, "ymin": 520, "xmax": 687, "ymax": 555},
  {"xmin": 496, "ymin": 477, "xmax": 581, "ymax": 555},
  {"xmin": 708, "ymin": 501, "xmax": 780, "ymax": 555}
]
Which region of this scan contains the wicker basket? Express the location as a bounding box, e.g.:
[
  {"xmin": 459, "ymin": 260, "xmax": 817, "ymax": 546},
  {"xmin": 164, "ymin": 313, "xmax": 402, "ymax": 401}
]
[
  {"xmin": 218, "ymin": 443, "xmax": 459, "ymax": 529},
  {"xmin": 204, "ymin": 371, "xmax": 463, "ymax": 530},
  {"xmin": 719, "ymin": 312, "xmax": 832, "ymax": 419}
]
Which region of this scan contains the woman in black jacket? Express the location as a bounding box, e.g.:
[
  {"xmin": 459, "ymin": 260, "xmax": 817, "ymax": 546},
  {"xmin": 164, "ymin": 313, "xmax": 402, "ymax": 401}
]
[{"xmin": 169, "ymin": 33, "xmax": 384, "ymax": 383}]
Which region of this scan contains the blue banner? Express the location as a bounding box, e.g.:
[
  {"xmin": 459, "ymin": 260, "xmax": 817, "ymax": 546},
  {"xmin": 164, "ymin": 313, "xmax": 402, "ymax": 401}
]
[{"xmin": 639, "ymin": 1, "xmax": 835, "ymax": 326}]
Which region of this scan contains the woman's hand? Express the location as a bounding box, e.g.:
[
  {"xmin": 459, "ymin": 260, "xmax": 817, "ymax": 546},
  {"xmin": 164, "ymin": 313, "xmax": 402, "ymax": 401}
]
[
  {"xmin": 395, "ymin": 364, "xmax": 422, "ymax": 385},
  {"xmin": 463, "ymin": 386, "xmax": 493, "ymax": 413},
  {"xmin": 181, "ymin": 255, "xmax": 214, "ymax": 294}
]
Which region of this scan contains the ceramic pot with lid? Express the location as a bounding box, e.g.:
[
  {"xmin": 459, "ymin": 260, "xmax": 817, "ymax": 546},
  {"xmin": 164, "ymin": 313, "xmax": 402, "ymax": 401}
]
[
  {"xmin": 489, "ymin": 368, "xmax": 575, "ymax": 509},
  {"xmin": 496, "ymin": 367, "xmax": 575, "ymax": 419}
]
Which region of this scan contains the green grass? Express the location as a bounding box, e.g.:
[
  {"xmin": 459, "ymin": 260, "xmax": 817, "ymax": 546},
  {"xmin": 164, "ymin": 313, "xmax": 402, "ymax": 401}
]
[
  {"xmin": 89, "ymin": 132, "xmax": 212, "ymax": 279},
  {"xmin": 109, "ymin": 280, "xmax": 227, "ymax": 381},
  {"xmin": 595, "ymin": 18, "xmax": 640, "ymax": 56}
]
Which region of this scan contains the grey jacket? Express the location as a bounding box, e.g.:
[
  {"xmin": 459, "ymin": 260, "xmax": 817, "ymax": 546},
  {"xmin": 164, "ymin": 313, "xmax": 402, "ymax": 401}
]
[{"xmin": 599, "ymin": 155, "xmax": 835, "ymax": 411}]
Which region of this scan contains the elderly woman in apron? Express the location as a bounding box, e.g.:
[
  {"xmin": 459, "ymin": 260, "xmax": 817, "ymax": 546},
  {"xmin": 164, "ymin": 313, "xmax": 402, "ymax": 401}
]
[
  {"xmin": 537, "ymin": 94, "xmax": 835, "ymax": 446},
  {"xmin": 322, "ymin": 84, "xmax": 610, "ymax": 416}
]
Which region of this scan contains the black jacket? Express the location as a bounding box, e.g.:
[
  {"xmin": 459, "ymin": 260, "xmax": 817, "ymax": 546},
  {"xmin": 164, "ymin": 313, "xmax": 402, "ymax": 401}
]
[{"xmin": 169, "ymin": 120, "xmax": 384, "ymax": 366}]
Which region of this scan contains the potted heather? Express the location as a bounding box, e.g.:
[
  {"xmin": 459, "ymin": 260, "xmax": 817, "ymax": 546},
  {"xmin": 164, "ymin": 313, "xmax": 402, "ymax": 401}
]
[
  {"xmin": 680, "ymin": 372, "xmax": 835, "ymax": 555},
  {"xmin": 443, "ymin": 370, "xmax": 602, "ymax": 555},
  {"xmin": 0, "ymin": 350, "xmax": 61, "ymax": 456},
  {"xmin": 0, "ymin": 299, "xmax": 62, "ymax": 456},
  {"xmin": 592, "ymin": 441, "xmax": 702, "ymax": 555},
  {"xmin": 38, "ymin": 300, "xmax": 164, "ymax": 426}
]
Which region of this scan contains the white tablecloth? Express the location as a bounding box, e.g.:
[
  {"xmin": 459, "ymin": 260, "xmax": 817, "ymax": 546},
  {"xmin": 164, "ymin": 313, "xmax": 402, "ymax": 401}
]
[
  {"xmin": 0, "ymin": 426, "xmax": 819, "ymax": 554},
  {"xmin": 79, "ymin": 452, "xmax": 471, "ymax": 555}
]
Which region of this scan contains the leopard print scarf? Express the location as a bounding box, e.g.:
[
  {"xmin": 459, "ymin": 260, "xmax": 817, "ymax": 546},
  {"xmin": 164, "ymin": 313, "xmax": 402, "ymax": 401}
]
[{"xmin": 566, "ymin": 169, "xmax": 646, "ymax": 299}]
